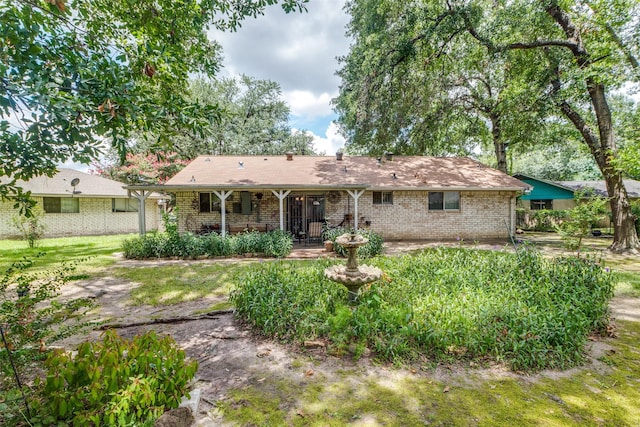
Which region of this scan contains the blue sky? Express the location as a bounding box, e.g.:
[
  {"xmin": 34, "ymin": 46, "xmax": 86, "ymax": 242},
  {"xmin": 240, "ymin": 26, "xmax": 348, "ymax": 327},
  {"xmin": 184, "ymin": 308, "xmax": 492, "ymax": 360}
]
[{"xmin": 209, "ymin": 0, "xmax": 350, "ymax": 155}]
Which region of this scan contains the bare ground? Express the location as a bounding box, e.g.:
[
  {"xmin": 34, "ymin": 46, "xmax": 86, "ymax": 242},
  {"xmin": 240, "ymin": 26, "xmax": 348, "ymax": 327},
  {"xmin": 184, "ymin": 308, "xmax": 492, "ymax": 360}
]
[{"xmin": 56, "ymin": 237, "xmax": 640, "ymax": 426}]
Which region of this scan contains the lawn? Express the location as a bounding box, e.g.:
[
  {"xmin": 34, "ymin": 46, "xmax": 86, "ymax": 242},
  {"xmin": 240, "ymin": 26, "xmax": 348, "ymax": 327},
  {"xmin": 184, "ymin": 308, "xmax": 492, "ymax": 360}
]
[
  {"xmin": 2, "ymin": 233, "xmax": 640, "ymax": 426},
  {"xmin": 0, "ymin": 234, "xmax": 133, "ymax": 273}
]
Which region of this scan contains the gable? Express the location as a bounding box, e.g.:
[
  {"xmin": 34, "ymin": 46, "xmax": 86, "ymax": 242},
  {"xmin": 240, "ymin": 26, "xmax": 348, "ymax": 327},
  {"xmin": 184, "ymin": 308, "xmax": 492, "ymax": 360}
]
[{"xmin": 513, "ymin": 175, "xmax": 575, "ymax": 201}]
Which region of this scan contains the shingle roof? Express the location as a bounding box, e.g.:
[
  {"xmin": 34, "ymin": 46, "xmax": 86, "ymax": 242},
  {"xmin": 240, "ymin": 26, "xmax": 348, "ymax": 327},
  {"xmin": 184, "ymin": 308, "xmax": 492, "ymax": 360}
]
[
  {"xmin": 558, "ymin": 180, "xmax": 640, "ymax": 198},
  {"xmin": 163, "ymin": 155, "xmax": 528, "ymax": 191},
  {"xmin": 11, "ymin": 168, "xmax": 159, "ymax": 198}
]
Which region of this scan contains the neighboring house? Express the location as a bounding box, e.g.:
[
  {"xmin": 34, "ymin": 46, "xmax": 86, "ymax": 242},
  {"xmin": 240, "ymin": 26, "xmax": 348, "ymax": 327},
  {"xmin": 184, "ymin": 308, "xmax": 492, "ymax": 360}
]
[
  {"xmin": 126, "ymin": 154, "xmax": 528, "ymax": 241},
  {"xmin": 514, "ymin": 174, "xmax": 640, "ymax": 210},
  {"xmin": 513, "ymin": 174, "xmax": 576, "ymax": 210},
  {"xmin": 513, "ymin": 174, "xmax": 640, "ymax": 228},
  {"xmin": 0, "ymin": 169, "xmax": 163, "ymax": 239}
]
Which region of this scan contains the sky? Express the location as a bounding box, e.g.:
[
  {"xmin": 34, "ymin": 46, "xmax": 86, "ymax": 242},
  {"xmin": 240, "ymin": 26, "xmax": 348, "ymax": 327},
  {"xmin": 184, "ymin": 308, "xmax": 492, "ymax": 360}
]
[{"xmin": 209, "ymin": 0, "xmax": 351, "ymax": 155}]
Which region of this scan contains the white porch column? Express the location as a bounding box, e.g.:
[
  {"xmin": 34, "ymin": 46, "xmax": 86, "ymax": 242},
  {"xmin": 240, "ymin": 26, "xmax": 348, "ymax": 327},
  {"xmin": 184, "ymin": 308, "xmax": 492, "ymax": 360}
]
[
  {"xmin": 129, "ymin": 190, "xmax": 152, "ymax": 235},
  {"xmin": 346, "ymin": 189, "xmax": 365, "ymax": 230},
  {"xmin": 213, "ymin": 190, "xmax": 233, "ymax": 237},
  {"xmin": 271, "ymin": 190, "xmax": 291, "ymax": 231}
]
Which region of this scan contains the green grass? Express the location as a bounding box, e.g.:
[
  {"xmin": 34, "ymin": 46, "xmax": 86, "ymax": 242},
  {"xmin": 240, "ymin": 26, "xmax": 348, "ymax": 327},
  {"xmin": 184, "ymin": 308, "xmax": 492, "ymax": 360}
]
[
  {"xmin": 0, "ymin": 234, "xmax": 133, "ymax": 273},
  {"xmin": 217, "ymin": 320, "xmax": 640, "ymax": 426},
  {"xmin": 111, "ymin": 263, "xmax": 243, "ymax": 306},
  {"xmin": 613, "ymin": 271, "xmax": 640, "ymax": 297}
]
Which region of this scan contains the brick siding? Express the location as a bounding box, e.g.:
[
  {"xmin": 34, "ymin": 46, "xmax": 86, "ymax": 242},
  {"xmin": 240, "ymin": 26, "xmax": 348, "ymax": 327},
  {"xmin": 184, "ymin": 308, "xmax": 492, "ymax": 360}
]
[
  {"xmin": 175, "ymin": 190, "xmax": 516, "ymax": 240},
  {"xmin": 0, "ymin": 197, "xmax": 161, "ymax": 239}
]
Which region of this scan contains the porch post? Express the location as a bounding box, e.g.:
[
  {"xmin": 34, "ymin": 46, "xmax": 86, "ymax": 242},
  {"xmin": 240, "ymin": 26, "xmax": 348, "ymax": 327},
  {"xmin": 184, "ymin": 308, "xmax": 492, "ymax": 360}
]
[
  {"xmin": 271, "ymin": 190, "xmax": 291, "ymax": 231},
  {"xmin": 346, "ymin": 189, "xmax": 365, "ymax": 230},
  {"xmin": 129, "ymin": 189, "xmax": 152, "ymax": 236},
  {"xmin": 213, "ymin": 190, "xmax": 233, "ymax": 237}
]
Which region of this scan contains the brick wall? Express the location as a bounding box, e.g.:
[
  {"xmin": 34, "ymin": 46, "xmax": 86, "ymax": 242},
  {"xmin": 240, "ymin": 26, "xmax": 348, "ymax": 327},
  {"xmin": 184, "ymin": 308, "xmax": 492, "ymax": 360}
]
[
  {"xmin": 356, "ymin": 190, "xmax": 515, "ymax": 240},
  {"xmin": 0, "ymin": 197, "xmax": 161, "ymax": 239},
  {"xmin": 174, "ymin": 189, "xmax": 516, "ymax": 240},
  {"xmin": 175, "ymin": 191, "xmax": 280, "ymax": 234}
]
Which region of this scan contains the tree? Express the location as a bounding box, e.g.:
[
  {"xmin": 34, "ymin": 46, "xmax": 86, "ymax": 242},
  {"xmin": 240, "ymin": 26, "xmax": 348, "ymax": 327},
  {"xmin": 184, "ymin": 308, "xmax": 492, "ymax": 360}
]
[
  {"xmin": 167, "ymin": 76, "xmax": 316, "ymax": 157},
  {"xmin": 333, "ymin": 0, "xmax": 551, "ymax": 172},
  {"xmin": 92, "ymin": 151, "xmax": 189, "ymax": 184},
  {"xmin": 336, "ymin": 0, "xmax": 640, "ymax": 252},
  {"xmin": 0, "ymin": 0, "xmax": 308, "ymax": 203}
]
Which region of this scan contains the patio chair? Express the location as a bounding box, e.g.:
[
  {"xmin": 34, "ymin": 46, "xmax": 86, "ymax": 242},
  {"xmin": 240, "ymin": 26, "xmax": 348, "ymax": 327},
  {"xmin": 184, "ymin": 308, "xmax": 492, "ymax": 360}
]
[{"xmin": 307, "ymin": 222, "xmax": 323, "ymax": 245}]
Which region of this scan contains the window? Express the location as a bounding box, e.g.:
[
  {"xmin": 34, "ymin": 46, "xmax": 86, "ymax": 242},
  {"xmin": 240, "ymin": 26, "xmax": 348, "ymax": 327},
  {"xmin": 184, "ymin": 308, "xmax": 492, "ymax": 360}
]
[
  {"xmin": 373, "ymin": 191, "xmax": 393, "ymax": 205},
  {"xmin": 199, "ymin": 193, "xmax": 211, "ymax": 213},
  {"xmin": 530, "ymin": 199, "xmax": 552, "ymax": 210},
  {"xmin": 428, "ymin": 191, "xmax": 460, "ymax": 211},
  {"xmin": 43, "ymin": 197, "xmax": 79, "ymax": 213},
  {"xmin": 112, "ymin": 198, "xmax": 139, "ymax": 212}
]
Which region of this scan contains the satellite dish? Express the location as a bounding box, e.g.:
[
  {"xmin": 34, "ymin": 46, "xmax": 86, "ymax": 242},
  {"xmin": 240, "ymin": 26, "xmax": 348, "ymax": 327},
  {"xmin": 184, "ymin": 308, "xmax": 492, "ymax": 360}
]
[{"xmin": 69, "ymin": 177, "xmax": 81, "ymax": 196}]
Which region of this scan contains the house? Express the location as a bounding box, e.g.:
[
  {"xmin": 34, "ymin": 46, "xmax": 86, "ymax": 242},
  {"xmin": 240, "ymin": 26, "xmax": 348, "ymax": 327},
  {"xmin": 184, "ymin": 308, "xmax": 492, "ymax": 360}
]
[
  {"xmin": 513, "ymin": 174, "xmax": 640, "ymax": 229},
  {"xmin": 0, "ymin": 169, "xmax": 164, "ymax": 239},
  {"xmin": 513, "ymin": 174, "xmax": 576, "ymax": 210},
  {"xmin": 514, "ymin": 173, "xmax": 640, "ymax": 209},
  {"xmin": 126, "ymin": 154, "xmax": 528, "ymax": 241}
]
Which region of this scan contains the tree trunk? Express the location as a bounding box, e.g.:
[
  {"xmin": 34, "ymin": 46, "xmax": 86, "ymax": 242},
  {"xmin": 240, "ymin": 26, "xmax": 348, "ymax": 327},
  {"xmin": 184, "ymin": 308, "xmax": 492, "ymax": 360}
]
[
  {"xmin": 588, "ymin": 82, "xmax": 639, "ymax": 253},
  {"xmin": 544, "ymin": 4, "xmax": 640, "ymax": 253},
  {"xmin": 490, "ymin": 114, "xmax": 508, "ymax": 174},
  {"xmin": 558, "ymin": 79, "xmax": 640, "ymax": 253},
  {"xmin": 605, "ymin": 172, "xmax": 639, "ymax": 253}
]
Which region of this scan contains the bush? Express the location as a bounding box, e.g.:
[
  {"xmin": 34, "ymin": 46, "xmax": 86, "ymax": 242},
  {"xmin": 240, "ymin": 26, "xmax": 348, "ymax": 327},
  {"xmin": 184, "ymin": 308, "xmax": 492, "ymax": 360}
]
[
  {"xmin": 122, "ymin": 230, "xmax": 293, "ymax": 259},
  {"xmin": 323, "ymin": 227, "xmax": 384, "ymax": 258},
  {"xmin": 0, "ymin": 257, "xmax": 94, "ymax": 378},
  {"xmin": 1, "ymin": 256, "xmax": 95, "ymax": 425},
  {"xmin": 517, "ymin": 209, "xmax": 569, "ymax": 231},
  {"xmin": 11, "ymin": 206, "xmax": 46, "ymax": 248},
  {"xmin": 231, "ymin": 247, "xmax": 614, "ymax": 371},
  {"xmin": 631, "ymin": 200, "xmax": 640, "ymax": 235},
  {"xmin": 556, "ymin": 190, "xmax": 608, "ymax": 250},
  {"xmin": 33, "ymin": 330, "xmax": 197, "ymax": 426}
]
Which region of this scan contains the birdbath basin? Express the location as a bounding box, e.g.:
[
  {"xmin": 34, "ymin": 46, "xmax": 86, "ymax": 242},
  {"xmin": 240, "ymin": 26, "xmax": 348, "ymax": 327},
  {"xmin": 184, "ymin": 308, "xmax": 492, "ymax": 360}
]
[{"xmin": 324, "ymin": 231, "xmax": 382, "ymax": 301}]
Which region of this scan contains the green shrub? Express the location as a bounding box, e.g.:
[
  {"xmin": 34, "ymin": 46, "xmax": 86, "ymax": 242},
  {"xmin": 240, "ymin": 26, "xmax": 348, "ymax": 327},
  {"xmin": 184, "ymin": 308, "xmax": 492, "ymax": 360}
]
[
  {"xmin": 631, "ymin": 200, "xmax": 640, "ymax": 235},
  {"xmin": 0, "ymin": 256, "xmax": 94, "ymax": 381},
  {"xmin": 33, "ymin": 330, "xmax": 197, "ymax": 426},
  {"xmin": 11, "ymin": 206, "xmax": 47, "ymax": 248},
  {"xmin": 122, "ymin": 230, "xmax": 293, "ymax": 259},
  {"xmin": 556, "ymin": 190, "xmax": 608, "ymax": 250},
  {"xmin": 1, "ymin": 256, "xmax": 95, "ymax": 425},
  {"xmin": 323, "ymin": 227, "xmax": 384, "ymax": 258},
  {"xmin": 231, "ymin": 247, "xmax": 614, "ymax": 371}
]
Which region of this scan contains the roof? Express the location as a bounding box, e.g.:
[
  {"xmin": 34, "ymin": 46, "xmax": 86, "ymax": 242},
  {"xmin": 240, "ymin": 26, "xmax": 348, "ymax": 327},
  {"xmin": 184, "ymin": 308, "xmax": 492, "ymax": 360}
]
[
  {"xmin": 513, "ymin": 174, "xmax": 574, "ymax": 200},
  {"xmin": 11, "ymin": 168, "xmax": 162, "ymax": 198},
  {"xmin": 558, "ymin": 180, "xmax": 640, "ymax": 198},
  {"xmin": 157, "ymin": 155, "xmax": 528, "ymax": 192}
]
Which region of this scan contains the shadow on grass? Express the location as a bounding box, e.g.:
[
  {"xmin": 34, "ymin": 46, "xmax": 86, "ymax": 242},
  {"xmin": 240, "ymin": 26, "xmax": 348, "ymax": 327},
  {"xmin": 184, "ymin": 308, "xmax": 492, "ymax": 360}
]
[
  {"xmin": 112, "ymin": 263, "xmax": 242, "ymax": 306},
  {"xmin": 217, "ymin": 321, "xmax": 640, "ymax": 426}
]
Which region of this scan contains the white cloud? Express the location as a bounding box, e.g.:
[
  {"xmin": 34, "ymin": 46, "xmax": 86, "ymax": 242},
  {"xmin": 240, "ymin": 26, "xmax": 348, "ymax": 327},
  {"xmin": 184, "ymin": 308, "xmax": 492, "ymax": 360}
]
[
  {"xmin": 305, "ymin": 122, "xmax": 345, "ymax": 155},
  {"xmin": 208, "ymin": 0, "xmax": 351, "ymax": 148},
  {"xmin": 285, "ymin": 90, "xmax": 334, "ymax": 118}
]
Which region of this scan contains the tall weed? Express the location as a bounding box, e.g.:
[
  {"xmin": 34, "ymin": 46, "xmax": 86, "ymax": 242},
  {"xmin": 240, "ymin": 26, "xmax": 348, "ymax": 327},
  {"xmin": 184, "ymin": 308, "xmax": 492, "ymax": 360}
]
[{"xmin": 231, "ymin": 247, "xmax": 614, "ymax": 371}]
